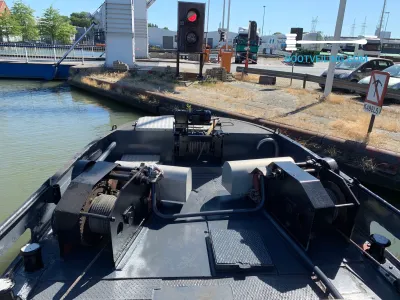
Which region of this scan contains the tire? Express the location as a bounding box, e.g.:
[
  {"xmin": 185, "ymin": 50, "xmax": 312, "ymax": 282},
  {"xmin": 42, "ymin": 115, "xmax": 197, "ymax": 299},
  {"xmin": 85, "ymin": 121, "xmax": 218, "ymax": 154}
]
[{"xmin": 348, "ymin": 80, "xmax": 359, "ymax": 94}]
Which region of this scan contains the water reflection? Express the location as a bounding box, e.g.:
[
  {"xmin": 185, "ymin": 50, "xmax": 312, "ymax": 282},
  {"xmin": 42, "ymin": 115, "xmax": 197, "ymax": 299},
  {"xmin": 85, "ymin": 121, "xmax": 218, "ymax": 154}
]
[{"xmin": 0, "ymin": 80, "xmax": 143, "ymax": 224}]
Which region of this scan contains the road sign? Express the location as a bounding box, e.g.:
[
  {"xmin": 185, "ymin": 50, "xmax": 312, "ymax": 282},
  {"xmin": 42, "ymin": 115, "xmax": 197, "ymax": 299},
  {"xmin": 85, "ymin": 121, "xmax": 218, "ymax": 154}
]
[{"xmin": 364, "ymin": 71, "xmax": 390, "ymax": 116}]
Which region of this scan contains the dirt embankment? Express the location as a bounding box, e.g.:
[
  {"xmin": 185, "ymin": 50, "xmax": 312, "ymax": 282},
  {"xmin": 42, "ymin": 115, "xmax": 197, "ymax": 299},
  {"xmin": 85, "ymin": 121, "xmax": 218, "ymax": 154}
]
[{"xmin": 76, "ymin": 71, "xmax": 400, "ymax": 155}]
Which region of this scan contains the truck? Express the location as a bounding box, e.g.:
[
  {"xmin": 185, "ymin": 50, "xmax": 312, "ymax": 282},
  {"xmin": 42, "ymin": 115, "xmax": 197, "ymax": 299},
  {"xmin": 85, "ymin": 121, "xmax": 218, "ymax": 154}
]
[
  {"xmin": 354, "ymin": 36, "xmax": 381, "ymax": 57},
  {"xmin": 233, "ymin": 27, "xmax": 261, "ymax": 64}
]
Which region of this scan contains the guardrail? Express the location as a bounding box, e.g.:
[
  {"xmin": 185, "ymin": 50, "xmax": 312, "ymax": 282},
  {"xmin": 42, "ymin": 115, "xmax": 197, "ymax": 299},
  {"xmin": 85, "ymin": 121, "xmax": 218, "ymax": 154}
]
[
  {"xmin": 0, "ymin": 43, "xmax": 105, "ymax": 63},
  {"xmin": 236, "ymin": 66, "xmax": 400, "ymax": 101}
]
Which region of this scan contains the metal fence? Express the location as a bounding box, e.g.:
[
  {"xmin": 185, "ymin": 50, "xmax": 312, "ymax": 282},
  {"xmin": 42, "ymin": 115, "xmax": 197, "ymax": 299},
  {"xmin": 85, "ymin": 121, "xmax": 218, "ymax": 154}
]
[
  {"xmin": 236, "ymin": 66, "xmax": 400, "ymax": 101},
  {"xmin": 0, "ymin": 43, "xmax": 105, "ymax": 63}
]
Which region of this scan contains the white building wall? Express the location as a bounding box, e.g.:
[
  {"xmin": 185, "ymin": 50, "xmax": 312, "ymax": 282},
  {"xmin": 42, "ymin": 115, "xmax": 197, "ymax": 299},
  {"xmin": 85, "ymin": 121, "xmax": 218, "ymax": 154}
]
[
  {"xmin": 205, "ymin": 31, "xmax": 236, "ymax": 48},
  {"xmin": 134, "ymin": 0, "xmax": 148, "ymax": 58},
  {"xmin": 105, "ymin": 0, "xmax": 135, "ymax": 67},
  {"xmin": 148, "ymin": 28, "xmax": 177, "ymax": 48}
]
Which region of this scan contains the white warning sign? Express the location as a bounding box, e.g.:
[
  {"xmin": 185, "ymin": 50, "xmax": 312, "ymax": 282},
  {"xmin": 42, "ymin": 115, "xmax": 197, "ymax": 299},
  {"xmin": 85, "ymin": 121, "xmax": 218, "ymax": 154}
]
[{"xmin": 365, "ymin": 71, "xmax": 390, "ymax": 106}]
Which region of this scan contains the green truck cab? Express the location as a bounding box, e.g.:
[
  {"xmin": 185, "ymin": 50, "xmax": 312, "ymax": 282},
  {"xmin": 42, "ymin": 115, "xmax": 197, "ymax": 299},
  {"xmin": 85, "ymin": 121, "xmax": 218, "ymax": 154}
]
[{"xmin": 233, "ymin": 33, "xmax": 261, "ymax": 64}]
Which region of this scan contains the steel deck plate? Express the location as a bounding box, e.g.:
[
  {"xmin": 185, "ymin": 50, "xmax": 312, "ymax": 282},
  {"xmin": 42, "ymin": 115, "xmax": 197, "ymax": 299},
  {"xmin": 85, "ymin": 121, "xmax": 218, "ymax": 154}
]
[{"xmin": 210, "ymin": 229, "xmax": 274, "ymax": 271}]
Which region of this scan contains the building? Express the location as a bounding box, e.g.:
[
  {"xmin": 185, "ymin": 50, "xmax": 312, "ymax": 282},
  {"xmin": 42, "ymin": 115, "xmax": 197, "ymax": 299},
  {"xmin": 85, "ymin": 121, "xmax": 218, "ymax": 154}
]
[
  {"xmin": 0, "ymin": 0, "xmax": 9, "ymax": 15},
  {"xmin": 0, "ymin": 0, "xmax": 20, "ymax": 42},
  {"xmin": 148, "ymin": 27, "xmax": 176, "ymax": 49},
  {"xmin": 205, "ymin": 31, "xmax": 237, "ymax": 48},
  {"xmin": 148, "ymin": 28, "xmax": 237, "ymax": 49}
]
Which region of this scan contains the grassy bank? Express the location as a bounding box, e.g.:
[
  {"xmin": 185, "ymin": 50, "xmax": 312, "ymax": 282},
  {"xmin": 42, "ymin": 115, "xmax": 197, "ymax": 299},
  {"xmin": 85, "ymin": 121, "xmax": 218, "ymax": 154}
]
[{"xmin": 69, "ymin": 69, "xmax": 400, "ymax": 190}]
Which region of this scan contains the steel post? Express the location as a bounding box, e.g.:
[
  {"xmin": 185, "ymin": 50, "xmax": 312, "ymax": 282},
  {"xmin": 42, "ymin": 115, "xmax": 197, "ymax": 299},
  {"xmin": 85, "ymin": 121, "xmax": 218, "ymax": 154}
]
[
  {"xmin": 368, "ymin": 115, "xmax": 376, "ymax": 133},
  {"xmin": 226, "ymin": 0, "xmax": 231, "ymax": 50},
  {"xmin": 323, "ymin": 0, "xmax": 347, "ymax": 98},
  {"xmin": 24, "ymin": 47, "xmax": 28, "ymax": 63},
  {"xmin": 176, "ymin": 51, "xmax": 180, "ymax": 78}
]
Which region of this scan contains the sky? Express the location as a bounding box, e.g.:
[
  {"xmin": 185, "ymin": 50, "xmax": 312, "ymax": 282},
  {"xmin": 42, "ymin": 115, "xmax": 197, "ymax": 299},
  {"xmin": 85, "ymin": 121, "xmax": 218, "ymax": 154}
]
[{"xmin": 14, "ymin": 0, "xmax": 400, "ymax": 37}]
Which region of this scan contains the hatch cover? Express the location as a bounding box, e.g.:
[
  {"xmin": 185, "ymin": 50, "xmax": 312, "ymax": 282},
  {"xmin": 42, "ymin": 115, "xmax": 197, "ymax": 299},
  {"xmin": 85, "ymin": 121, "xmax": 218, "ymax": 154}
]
[{"xmin": 209, "ymin": 229, "xmax": 274, "ymax": 272}]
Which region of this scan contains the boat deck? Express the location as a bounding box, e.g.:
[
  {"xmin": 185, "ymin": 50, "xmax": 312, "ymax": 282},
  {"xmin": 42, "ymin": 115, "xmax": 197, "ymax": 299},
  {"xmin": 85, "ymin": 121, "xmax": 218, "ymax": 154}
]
[
  {"xmin": 4, "ymin": 118, "xmax": 398, "ymax": 300},
  {"xmin": 12, "ymin": 167, "xmax": 391, "ymax": 299}
]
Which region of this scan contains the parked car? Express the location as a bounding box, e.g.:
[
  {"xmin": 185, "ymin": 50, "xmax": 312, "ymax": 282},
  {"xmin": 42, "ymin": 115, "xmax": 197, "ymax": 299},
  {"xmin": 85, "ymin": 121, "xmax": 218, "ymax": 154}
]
[
  {"xmin": 319, "ymin": 58, "xmax": 394, "ymax": 92},
  {"xmin": 357, "ymin": 64, "xmax": 400, "ymax": 97}
]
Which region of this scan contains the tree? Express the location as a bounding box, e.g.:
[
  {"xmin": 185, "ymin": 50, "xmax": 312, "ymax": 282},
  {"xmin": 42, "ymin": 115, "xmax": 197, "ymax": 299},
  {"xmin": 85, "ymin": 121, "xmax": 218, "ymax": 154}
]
[
  {"xmin": 11, "ymin": 0, "xmax": 39, "ymax": 41},
  {"xmin": 39, "ymin": 6, "xmax": 76, "ymax": 44},
  {"xmin": 163, "ymin": 27, "xmax": 169, "ymax": 30},
  {"xmin": 70, "ymin": 12, "xmax": 92, "ymax": 28},
  {"xmin": 148, "ymin": 23, "xmax": 158, "ymax": 28},
  {"xmin": 0, "ymin": 12, "xmax": 21, "ymax": 41},
  {"xmin": 273, "ymin": 32, "xmax": 282, "ymax": 35}
]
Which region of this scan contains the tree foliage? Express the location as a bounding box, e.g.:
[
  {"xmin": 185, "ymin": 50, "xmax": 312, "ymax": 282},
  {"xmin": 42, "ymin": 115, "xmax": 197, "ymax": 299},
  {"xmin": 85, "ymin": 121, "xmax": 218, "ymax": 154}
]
[
  {"xmin": 39, "ymin": 6, "xmax": 76, "ymax": 44},
  {"xmin": 148, "ymin": 23, "xmax": 158, "ymax": 28},
  {"xmin": 0, "ymin": 11, "xmax": 21, "ymax": 41},
  {"xmin": 70, "ymin": 12, "xmax": 92, "ymax": 28},
  {"xmin": 273, "ymin": 32, "xmax": 282, "ymax": 35},
  {"xmin": 11, "ymin": 0, "xmax": 39, "ymax": 41}
]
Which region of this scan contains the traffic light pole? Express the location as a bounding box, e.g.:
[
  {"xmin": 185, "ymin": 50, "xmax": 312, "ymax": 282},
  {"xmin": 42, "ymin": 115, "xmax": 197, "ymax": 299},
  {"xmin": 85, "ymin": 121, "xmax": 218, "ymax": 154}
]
[
  {"xmin": 176, "ymin": 51, "xmax": 180, "ymax": 78},
  {"xmin": 198, "ymin": 53, "xmax": 204, "ymax": 79}
]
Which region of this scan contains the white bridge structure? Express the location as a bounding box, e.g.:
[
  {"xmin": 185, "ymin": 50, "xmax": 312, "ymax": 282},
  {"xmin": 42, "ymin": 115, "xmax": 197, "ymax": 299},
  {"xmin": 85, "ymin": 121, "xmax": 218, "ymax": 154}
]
[{"xmin": 100, "ymin": 0, "xmax": 157, "ymax": 67}]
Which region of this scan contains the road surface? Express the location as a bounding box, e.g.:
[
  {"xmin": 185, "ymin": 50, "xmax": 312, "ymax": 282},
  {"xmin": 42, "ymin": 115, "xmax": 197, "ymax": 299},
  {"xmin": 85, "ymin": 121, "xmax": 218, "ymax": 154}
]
[{"xmin": 136, "ymin": 57, "xmax": 327, "ymax": 76}]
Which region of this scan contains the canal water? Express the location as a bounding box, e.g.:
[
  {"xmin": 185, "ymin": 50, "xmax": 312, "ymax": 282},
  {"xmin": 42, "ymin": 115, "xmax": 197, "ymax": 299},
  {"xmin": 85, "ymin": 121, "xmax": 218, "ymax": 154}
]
[{"xmin": 0, "ymin": 80, "xmax": 143, "ymax": 272}]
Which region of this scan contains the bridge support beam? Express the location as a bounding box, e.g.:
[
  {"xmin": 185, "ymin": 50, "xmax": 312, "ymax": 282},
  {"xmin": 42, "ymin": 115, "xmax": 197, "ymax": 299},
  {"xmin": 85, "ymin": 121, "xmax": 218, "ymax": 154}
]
[
  {"xmin": 134, "ymin": 0, "xmax": 149, "ymax": 58},
  {"xmin": 105, "ymin": 0, "xmax": 135, "ymax": 67}
]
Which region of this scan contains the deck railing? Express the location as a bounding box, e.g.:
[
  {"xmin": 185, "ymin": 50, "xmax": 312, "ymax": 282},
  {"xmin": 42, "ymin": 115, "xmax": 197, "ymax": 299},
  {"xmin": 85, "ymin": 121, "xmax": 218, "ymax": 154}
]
[{"xmin": 0, "ymin": 43, "xmax": 105, "ymax": 63}]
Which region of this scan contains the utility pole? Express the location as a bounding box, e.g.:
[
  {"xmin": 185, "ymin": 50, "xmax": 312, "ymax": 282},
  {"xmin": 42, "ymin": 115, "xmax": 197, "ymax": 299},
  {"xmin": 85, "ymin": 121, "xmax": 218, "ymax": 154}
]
[
  {"xmin": 376, "ymin": 0, "xmax": 387, "ymax": 38},
  {"xmin": 323, "ymin": 0, "xmax": 347, "ymax": 98},
  {"xmin": 206, "ymin": 0, "xmax": 210, "ymax": 41},
  {"xmin": 350, "ymin": 18, "xmax": 356, "ymax": 37},
  {"xmin": 222, "ymin": 0, "xmax": 226, "ymax": 30},
  {"xmin": 262, "ymin": 6, "xmax": 266, "ymax": 36},
  {"xmin": 225, "ymin": 0, "xmax": 231, "ymax": 49}
]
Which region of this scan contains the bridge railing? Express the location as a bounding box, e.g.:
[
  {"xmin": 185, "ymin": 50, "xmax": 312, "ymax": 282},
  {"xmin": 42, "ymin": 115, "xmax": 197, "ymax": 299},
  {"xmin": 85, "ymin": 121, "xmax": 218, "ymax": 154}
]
[{"xmin": 0, "ymin": 43, "xmax": 105, "ymax": 63}]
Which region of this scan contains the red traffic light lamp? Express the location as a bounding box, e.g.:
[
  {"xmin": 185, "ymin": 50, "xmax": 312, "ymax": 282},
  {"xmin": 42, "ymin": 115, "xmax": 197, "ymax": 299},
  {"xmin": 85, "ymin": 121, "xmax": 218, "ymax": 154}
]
[{"xmin": 187, "ymin": 10, "xmax": 198, "ymax": 22}]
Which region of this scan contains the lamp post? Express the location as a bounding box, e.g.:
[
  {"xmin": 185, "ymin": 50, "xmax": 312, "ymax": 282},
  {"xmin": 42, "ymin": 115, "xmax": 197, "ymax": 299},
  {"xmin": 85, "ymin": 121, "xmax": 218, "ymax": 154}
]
[{"xmin": 262, "ymin": 5, "xmax": 266, "ymax": 36}]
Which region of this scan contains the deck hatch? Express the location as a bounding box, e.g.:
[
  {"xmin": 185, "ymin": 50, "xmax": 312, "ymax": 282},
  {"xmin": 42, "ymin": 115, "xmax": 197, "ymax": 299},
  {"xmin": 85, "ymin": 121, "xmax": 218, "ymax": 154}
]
[{"xmin": 209, "ymin": 229, "xmax": 274, "ymax": 271}]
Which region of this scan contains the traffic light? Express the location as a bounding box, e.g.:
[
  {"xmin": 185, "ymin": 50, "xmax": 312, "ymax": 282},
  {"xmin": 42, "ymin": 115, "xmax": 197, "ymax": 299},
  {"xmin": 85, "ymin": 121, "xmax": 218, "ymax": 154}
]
[
  {"xmin": 290, "ymin": 27, "xmax": 304, "ymax": 48},
  {"xmin": 220, "ymin": 31, "xmax": 226, "ymax": 42},
  {"xmin": 177, "ymin": 1, "xmax": 205, "ymax": 53},
  {"xmin": 249, "ymin": 21, "xmax": 257, "ymax": 41}
]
